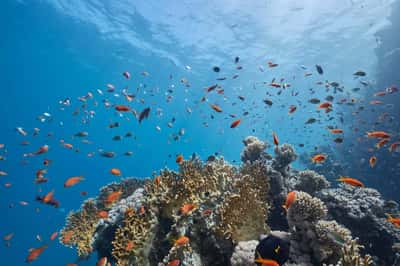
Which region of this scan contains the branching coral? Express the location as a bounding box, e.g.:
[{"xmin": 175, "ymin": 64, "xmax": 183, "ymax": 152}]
[
  {"xmin": 336, "ymin": 239, "xmax": 372, "ymax": 266},
  {"xmin": 112, "ymin": 208, "xmax": 157, "ymax": 266},
  {"xmin": 60, "ymin": 199, "xmax": 99, "ymax": 257}
]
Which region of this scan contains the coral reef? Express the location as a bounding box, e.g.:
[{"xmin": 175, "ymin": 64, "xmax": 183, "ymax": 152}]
[
  {"xmin": 59, "ymin": 136, "xmax": 400, "ymax": 266},
  {"xmin": 319, "ymin": 184, "xmax": 400, "ymax": 265},
  {"xmin": 230, "ymin": 240, "xmax": 258, "ymax": 266},
  {"xmin": 240, "ymin": 136, "xmax": 269, "ymax": 163}
]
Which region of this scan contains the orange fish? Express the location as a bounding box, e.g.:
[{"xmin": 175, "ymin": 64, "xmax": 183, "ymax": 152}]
[
  {"xmin": 3, "ymin": 233, "xmax": 14, "ymax": 241},
  {"xmin": 174, "ymin": 236, "xmax": 189, "ymax": 246},
  {"xmin": 105, "ymin": 191, "xmax": 123, "ymax": 205},
  {"xmin": 154, "ymin": 176, "xmax": 161, "ymax": 185},
  {"xmin": 387, "ymin": 214, "xmax": 400, "ymax": 228},
  {"xmin": 43, "ymin": 190, "xmax": 54, "ymax": 203},
  {"xmin": 288, "ymin": 105, "xmax": 297, "ymax": 114},
  {"xmin": 26, "ymin": 245, "xmax": 48, "ymax": 263},
  {"xmin": 311, "ymin": 154, "xmax": 327, "ymax": 163},
  {"xmin": 61, "ymin": 230, "xmax": 73, "ymax": 244},
  {"xmin": 272, "ymin": 132, "xmax": 279, "ymax": 146},
  {"xmin": 25, "ymin": 145, "xmax": 49, "ymax": 157},
  {"xmin": 330, "ymin": 129, "xmax": 343, "ymax": 134},
  {"xmin": 389, "ymin": 142, "xmax": 400, "ymax": 152},
  {"xmin": 64, "ymin": 176, "xmax": 84, "ymax": 188},
  {"xmin": 367, "ymin": 131, "xmax": 391, "ymax": 139},
  {"xmin": 50, "ymin": 231, "xmax": 58, "ymax": 241},
  {"xmin": 97, "ymin": 257, "xmax": 108, "ymax": 266},
  {"xmin": 210, "ymin": 104, "xmax": 222, "ymax": 113},
  {"xmin": 254, "ymin": 257, "xmax": 279, "ymax": 266},
  {"xmin": 139, "ymin": 205, "xmax": 145, "ymax": 215},
  {"xmin": 282, "ymin": 191, "xmax": 296, "ymax": 210},
  {"xmin": 180, "ymin": 204, "xmax": 196, "ymax": 215},
  {"xmin": 98, "ymin": 210, "xmax": 109, "ymax": 219},
  {"xmin": 125, "ymin": 240, "xmax": 135, "ymax": 251},
  {"xmin": 230, "ymin": 119, "xmax": 241, "ymax": 128},
  {"xmin": 66, "ymin": 264, "xmax": 78, "ymax": 266},
  {"xmin": 318, "ymin": 102, "xmax": 332, "ymax": 109},
  {"xmin": 110, "ymin": 168, "xmax": 121, "ymax": 176},
  {"xmin": 176, "ymin": 155, "xmax": 184, "ymax": 164},
  {"xmin": 375, "ymin": 138, "xmax": 389, "ymax": 149},
  {"xmin": 369, "ymin": 156, "xmax": 377, "ymax": 168},
  {"xmin": 374, "ymin": 91, "xmax": 386, "ymax": 96},
  {"xmin": 43, "ymin": 159, "xmax": 51, "ymax": 166},
  {"xmin": 337, "ymin": 177, "xmax": 364, "ymax": 187},
  {"xmin": 115, "ymin": 105, "xmax": 130, "ymax": 112},
  {"xmin": 167, "ymin": 259, "xmax": 181, "ymax": 266},
  {"xmin": 62, "ymin": 143, "xmax": 73, "ymax": 149},
  {"xmin": 370, "ymin": 100, "xmax": 383, "ymax": 105}
]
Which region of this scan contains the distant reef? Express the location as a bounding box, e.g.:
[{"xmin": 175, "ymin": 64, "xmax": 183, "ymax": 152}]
[{"xmin": 59, "ymin": 136, "xmax": 400, "ymax": 266}]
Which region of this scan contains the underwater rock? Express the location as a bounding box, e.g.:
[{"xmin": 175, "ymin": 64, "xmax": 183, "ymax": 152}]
[
  {"xmin": 319, "ymin": 185, "xmax": 400, "ymax": 265},
  {"xmin": 240, "ymin": 136, "xmax": 268, "ymax": 163}
]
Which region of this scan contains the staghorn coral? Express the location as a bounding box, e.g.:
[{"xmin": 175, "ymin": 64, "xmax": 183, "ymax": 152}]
[
  {"xmin": 60, "ymin": 199, "xmax": 99, "ymax": 257},
  {"xmin": 112, "ymin": 208, "xmax": 157, "ymax": 266},
  {"xmin": 240, "ymin": 136, "xmax": 268, "ymax": 163},
  {"xmin": 335, "ymin": 239, "xmax": 372, "ymax": 266}
]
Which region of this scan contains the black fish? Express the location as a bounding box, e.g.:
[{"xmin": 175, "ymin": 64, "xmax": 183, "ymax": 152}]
[
  {"xmin": 213, "ymin": 66, "xmax": 220, "ymax": 72},
  {"xmin": 308, "ymin": 98, "xmax": 320, "ymax": 104},
  {"xmin": 305, "ymin": 118, "xmax": 317, "ymax": 124},
  {"xmin": 353, "ymin": 70, "xmax": 366, "ymax": 76},
  {"xmin": 255, "ymin": 234, "xmax": 289, "ymax": 265},
  {"xmin": 138, "ymin": 107, "xmax": 151, "ymax": 123},
  {"xmin": 263, "ymin": 99, "xmax": 273, "ymax": 106},
  {"xmin": 325, "ymin": 95, "xmax": 334, "ymax": 101},
  {"xmin": 234, "ymin": 56, "xmax": 240, "ymax": 63},
  {"xmin": 100, "ymin": 151, "xmax": 116, "ymax": 158},
  {"xmin": 334, "ymin": 137, "xmax": 343, "ymax": 143},
  {"xmin": 316, "ymin": 64, "xmax": 323, "ymax": 75}
]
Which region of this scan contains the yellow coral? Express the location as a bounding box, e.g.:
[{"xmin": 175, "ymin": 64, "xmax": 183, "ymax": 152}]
[
  {"xmin": 112, "ymin": 208, "xmax": 157, "ymax": 266},
  {"xmin": 59, "ymin": 199, "xmax": 99, "ymax": 257}
]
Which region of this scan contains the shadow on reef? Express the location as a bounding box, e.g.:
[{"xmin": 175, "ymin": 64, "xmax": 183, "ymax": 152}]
[{"xmin": 59, "ymin": 136, "xmax": 400, "ymax": 266}]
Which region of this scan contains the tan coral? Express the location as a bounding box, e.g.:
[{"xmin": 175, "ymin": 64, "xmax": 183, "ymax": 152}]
[
  {"xmin": 59, "ymin": 199, "xmax": 99, "ymax": 257},
  {"xmin": 287, "ymin": 191, "xmax": 327, "ymax": 224},
  {"xmin": 112, "ymin": 208, "xmax": 157, "ymax": 266},
  {"xmin": 215, "ymin": 176, "xmax": 269, "ymax": 242},
  {"xmin": 336, "ymin": 239, "xmax": 372, "ymax": 266}
]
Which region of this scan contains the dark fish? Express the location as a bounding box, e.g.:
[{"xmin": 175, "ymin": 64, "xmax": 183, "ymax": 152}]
[
  {"xmin": 138, "ymin": 107, "xmax": 151, "ymax": 123},
  {"xmin": 238, "ymin": 96, "xmax": 245, "ymax": 101},
  {"xmin": 299, "ymin": 144, "xmax": 305, "ymax": 147},
  {"xmin": 325, "ymin": 95, "xmax": 334, "ymax": 101},
  {"xmin": 74, "ymin": 131, "xmax": 88, "ymax": 137},
  {"xmin": 216, "ymin": 77, "xmax": 227, "ymax": 81},
  {"xmin": 308, "ymin": 98, "xmax": 320, "ymax": 104},
  {"xmin": 334, "ymin": 137, "xmax": 343, "ymax": 143},
  {"xmin": 213, "ymin": 66, "xmax": 220, "ymax": 72},
  {"xmin": 315, "ymin": 65, "xmax": 323, "ymax": 75},
  {"xmin": 125, "ymin": 132, "xmax": 133, "ymax": 137},
  {"xmin": 330, "ymin": 82, "xmax": 340, "ymax": 87},
  {"xmin": 100, "ymin": 151, "xmax": 116, "ymax": 158},
  {"xmin": 112, "ymin": 136, "xmax": 122, "ymax": 141},
  {"xmin": 353, "ymin": 70, "xmax": 366, "ymax": 76},
  {"xmin": 234, "ymin": 56, "xmax": 240, "ymax": 63},
  {"xmin": 305, "ymin": 118, "xmax": 317, "ymax": 124},
  {"xmin": 256, "ymin": 234, "xmax": 289, "ymax": 266},
  {"xmin": 352, "ymin": 87, "xmax": 361, "ymax": 92},
  {"xmin": 263, "ymin": 99, "xmax": 273, "ymax": 106},
  {"xmin": 124, "ymin": 151, "xmax": 133, "ymax": 156}
]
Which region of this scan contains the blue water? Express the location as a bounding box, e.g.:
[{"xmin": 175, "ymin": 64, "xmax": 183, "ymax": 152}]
[{"xmin": 1, "ymin": 0, "xmax": 399, "ymax": 265}]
